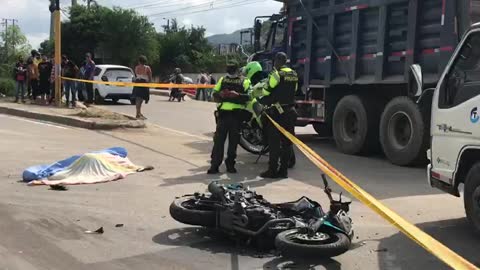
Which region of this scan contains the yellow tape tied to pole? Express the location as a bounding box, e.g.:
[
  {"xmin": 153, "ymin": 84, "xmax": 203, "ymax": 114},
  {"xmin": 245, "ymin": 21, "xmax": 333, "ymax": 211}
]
[
  {"xmin": 266, "ymin": 114, "xmax": 478, "ymax": 270},
  {"xmin": 61, "ymin": 77, "xmax": 215, "ymax": 89}
]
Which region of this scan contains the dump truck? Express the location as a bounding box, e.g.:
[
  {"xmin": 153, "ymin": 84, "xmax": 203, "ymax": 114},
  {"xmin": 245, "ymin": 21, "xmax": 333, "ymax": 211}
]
[{"xmin": 251, "ymin": 0, "xmax": 480, "ymax": 166}]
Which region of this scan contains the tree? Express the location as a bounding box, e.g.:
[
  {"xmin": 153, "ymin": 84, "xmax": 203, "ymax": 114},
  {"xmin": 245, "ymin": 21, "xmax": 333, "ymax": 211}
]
[
  {"xmin": 101, "ymin": 7, "xmax": 159, "ymax": 66},
  {"xmin": 155, "ymin": 19, "xmax": 228, "ymax": 75},
  {"xmin": 0, "ymin": 25, "xmax": 31, "ymax": 63},
  {"xmin": 39, "ymin": 39, "xmax": 54, "ymax": 56},
  {"xmin": 61, "ymin": 5, "xmax": 159, "ymax": 67}
]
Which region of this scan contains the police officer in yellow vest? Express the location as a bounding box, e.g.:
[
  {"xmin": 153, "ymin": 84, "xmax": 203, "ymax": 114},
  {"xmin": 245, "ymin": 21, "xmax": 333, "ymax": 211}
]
[
  {"xmin": 259, "ymin": 52, "xmax": 298, "ymax": 178},
  {"xmin": 208, "ymin": 62, "xmax": 251, "ymax": 174}
]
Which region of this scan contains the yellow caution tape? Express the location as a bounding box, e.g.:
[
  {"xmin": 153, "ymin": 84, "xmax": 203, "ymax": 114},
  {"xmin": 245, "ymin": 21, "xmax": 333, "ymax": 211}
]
[
  {"xmin": 60, "ymin": 76, "xmax": 215, "ymax": 89},
  {"xmin": 266, "ymin": 114, "xmax": 478, "ymax": 270}
]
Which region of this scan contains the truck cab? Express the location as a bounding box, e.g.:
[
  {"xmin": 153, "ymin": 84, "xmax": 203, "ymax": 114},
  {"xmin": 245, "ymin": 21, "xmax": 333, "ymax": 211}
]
[{"xmin": 412, "ymin": 23, "xmax": 480, "ymax": 233}]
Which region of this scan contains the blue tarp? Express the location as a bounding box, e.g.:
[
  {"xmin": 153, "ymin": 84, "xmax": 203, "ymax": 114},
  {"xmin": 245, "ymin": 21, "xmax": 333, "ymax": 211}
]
[{"xmin": 22, "ymin": 147, "xmax": 128, "ymax": 182}]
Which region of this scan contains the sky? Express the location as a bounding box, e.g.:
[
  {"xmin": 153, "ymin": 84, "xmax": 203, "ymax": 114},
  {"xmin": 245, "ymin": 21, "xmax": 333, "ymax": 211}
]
[{"xmin": 0, "ymin": 0, "xmax": 282, "ymax": 49}]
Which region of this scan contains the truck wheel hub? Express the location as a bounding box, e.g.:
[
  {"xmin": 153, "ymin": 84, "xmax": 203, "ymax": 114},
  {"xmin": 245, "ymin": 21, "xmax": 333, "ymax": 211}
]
[
  {"xmin": 343, "ymin": 111, "xmax": 358, "ymax": 141},
  {"xmin": 388, "ymin": 112, "xmax": 413, "ymax": 149},
  {"xmin": 473, "ymin": 187, "xmax": 480, "ymax": 210}
]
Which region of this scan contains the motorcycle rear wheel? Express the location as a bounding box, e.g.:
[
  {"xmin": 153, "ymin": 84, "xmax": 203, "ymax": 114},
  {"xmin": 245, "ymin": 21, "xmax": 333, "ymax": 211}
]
[
  {"xmin": 275, "ymin": 229, "xmax": 351, "ymax": 258},
  {"xmin": 169, "ymin": 196, "xmax": 216, "ymax": 227}
]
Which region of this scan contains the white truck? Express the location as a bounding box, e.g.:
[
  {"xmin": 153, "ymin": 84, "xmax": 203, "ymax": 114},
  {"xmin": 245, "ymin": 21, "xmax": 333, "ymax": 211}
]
[{"xmin": 414, "ymin": 22, "xmax": 480, "ymax": 233}]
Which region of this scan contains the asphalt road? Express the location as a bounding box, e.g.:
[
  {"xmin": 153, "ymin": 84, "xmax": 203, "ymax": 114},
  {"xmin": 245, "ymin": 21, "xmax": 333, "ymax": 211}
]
[{"xmin": 0, "ymin": 98, "xmax": 478, "ymax": 270}]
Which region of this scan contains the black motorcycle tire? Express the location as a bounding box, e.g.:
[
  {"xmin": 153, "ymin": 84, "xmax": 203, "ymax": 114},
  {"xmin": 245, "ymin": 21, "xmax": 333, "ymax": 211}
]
[
  {"xmin": 239, "ymin": 132, "xmax": 269, "ymax": 155},
  {"xmin": 275, "ymin": 229, "xmax": 351, "ymax": 258},
  {"xmin": 169, "ymin": 196, "xmax": 216, "ymax": 227}
]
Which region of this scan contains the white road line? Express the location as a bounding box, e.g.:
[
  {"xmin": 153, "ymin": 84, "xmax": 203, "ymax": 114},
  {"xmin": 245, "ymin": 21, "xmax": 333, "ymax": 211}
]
[
  {"xmin": 0, "ymin": 115, "xmax": 70, "ymax": 130},
  {"xmin": 151, "ymin": 123, "xmax": 211, "ymax": 141}
]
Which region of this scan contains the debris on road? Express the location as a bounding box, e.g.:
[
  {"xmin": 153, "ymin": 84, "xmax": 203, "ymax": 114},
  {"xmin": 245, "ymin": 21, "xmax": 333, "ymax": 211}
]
[
  {"xmin": 115, "ymin": 224, "xmax": 124, "ymax": 227},
  {"xmin": 49, "ymin": 184, "xmax": 68, "ymax": 191},
  {"xmin": 85, "ymin": 227, "xmax": 104, "ymax": 234}
]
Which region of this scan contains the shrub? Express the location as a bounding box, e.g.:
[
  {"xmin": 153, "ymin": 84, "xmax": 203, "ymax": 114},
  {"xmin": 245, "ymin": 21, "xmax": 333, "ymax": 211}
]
[{"xmin": 0, "ymin": 78, "xmax": 16, "ymax": 96}]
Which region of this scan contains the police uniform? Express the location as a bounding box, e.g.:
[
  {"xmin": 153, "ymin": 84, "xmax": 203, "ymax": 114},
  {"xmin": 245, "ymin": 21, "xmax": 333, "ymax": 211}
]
[
  {"xmin": 259, "ymin": 66, "xmax": 298, "ymax": 177},
  {"xmin": 209, "ymin": 75, "xmax": 251, "ymax": 173}
]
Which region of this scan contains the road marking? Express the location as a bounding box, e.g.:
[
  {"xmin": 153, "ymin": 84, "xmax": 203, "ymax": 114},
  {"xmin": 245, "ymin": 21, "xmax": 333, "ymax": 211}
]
[
  {"xmin": 151, "ymin": 123, "xmax": 211, "ymax": 141},
  {"xmin": 0, "ymin": 115, "xmax": 70, "ymax": 130}
]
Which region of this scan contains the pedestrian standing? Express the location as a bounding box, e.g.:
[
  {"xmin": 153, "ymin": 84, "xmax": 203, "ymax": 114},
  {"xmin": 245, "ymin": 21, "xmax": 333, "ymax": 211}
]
[
  {"xmin": 83, "ymin": 53, "xmax": 96, "ymax": 104},
  {"xmin": 37, "ymin": 55, "xmax": 53, "ymax": 105},
  {"xmin": 62, "ymin": 55, "xmax": 79, "ymax": 108},
  {"xmin": 27, "ymin": 56, "xmax": 39, "ymax": 102},
  {"xmin": 207, "ymin": 72, "xmax": 216, "ymax": 101},
  {"xmin": 13, "ymin": 57, "xmax": 27, "ymax": 103},
  {"xmin": 207, "ymin": 62, "xmax": 251, "ymax": 174},
  {"xmin": 195, "ymin": 71, "xmax": 208, "ymax": 101},
  {"xmin": 258, "ymin": 52, "xmax": 299, "ymax": 179},
  {"xmin": 26, "ymin": 50, "xmax": 41, "ymax": 99},
  {"xmin": 132, "ymin": 55, "xmax": 152, "ymax": 119},
  {"xmin": 77, "ymin": 61, "xmax": 87, "ymax": 101}
]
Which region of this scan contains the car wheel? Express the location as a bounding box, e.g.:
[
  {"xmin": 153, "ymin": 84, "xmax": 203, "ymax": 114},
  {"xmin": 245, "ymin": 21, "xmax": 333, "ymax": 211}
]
[{"xmin": 94, "ymin": 90, "xmax": 104, "ymax": 105}]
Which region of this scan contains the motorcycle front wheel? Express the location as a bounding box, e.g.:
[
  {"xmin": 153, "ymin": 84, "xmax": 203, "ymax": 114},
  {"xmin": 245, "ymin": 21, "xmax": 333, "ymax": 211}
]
[
  {"xmin": 275, "ymin": 229, "xmax": 351, "ymax": 258},
  {"xmin": 239, "ymin": 124, "xmax": 269, "ymax": 155},
  {"xmin": 169, "ymin": 196, "xmax": 216, "ymax": 227}
]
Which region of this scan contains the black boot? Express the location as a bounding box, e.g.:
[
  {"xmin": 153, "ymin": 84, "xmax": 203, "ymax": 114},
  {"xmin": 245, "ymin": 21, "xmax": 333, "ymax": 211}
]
[
  {"xmin": 226, "ymin": 164, "xmax": 237, "ymax": 174},
  {"xmin": 277, "ymin": 168, "xmax": 288, "ymax": 179},
  {"xmin": 207, "ymin": 167, "xmax": 220, "ymax": 174},
  {"xmin": 260, "ymin": 170, "xmax": 278, "ymax": 179}
]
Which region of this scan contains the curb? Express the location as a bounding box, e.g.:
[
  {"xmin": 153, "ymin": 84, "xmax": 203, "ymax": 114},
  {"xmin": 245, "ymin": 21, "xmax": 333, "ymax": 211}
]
[{"xmin": 0, "ymin": 106, "xmax": 145, "ymax": 130}]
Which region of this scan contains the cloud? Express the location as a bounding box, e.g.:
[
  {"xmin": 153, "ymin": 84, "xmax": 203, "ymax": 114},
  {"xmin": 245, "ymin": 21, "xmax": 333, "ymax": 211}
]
[{"xmin": 1, "ymin": 0, "xmax": 282, "ymax": 48}]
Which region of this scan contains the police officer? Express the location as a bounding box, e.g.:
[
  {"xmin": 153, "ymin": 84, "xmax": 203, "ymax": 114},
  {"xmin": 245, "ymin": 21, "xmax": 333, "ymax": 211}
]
[
  {"xmin": 208, "ymin": 62, "xmax": 251, "ymax": 174},
  {"xmin": 259, "ymin": 52, "xmax": 298, "ymax": 178}
]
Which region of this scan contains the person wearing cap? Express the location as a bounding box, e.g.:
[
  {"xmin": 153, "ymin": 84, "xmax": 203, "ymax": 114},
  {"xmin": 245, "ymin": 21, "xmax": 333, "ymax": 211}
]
[
  {"xmin": 258, "ymin": 52, "xmax": 298, "ymax": 179},
  {"xmin": 207, "ymin": 61, "xmax": 251, "ymax": 174}
]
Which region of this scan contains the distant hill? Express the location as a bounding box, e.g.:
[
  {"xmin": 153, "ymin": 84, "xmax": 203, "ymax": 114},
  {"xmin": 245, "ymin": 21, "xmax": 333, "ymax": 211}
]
[{"xmin": 207, "ymin": 29, "xmax": 249, "ymax": 45}]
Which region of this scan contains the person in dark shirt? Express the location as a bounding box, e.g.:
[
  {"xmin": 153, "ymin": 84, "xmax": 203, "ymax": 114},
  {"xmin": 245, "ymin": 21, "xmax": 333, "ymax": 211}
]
[
  {"xmin": 37, "ymin": 55, "xmax": 53, "ymax": 105},
  {"xmin": 83, "ymin": 53, "xmax": 96, "ymax": 104},
  {"xmin": 62, "ymin": 55, "xmax": 79, "ymax": 107},
  {"xmin": 14, "ymin": 57, "xmax": 27, "ymax": 103}
]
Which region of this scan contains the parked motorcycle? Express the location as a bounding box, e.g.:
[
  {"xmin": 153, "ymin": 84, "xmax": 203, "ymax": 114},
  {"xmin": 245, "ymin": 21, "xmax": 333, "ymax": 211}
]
[{"xmin": 169, "ymin": 174, "xmax": 353, "ymax": 258}]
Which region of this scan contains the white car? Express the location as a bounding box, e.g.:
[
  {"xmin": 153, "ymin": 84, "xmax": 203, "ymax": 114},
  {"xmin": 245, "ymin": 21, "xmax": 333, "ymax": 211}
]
[{"xmin": 93, "ymin": 64, "xmax": 135, "ymax": 104}]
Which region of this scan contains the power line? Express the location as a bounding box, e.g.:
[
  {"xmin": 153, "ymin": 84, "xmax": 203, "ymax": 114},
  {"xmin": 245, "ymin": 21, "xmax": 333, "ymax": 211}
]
[
  {"xmin": 149, "ymin": 0, "xmax": 265, "ymax": 18},
  {"xmin": 147, "ymin": 0, "xmax": 258, "ymax": 18},
  {"xmin": 125, "ymin": 0, "xmax": 174, "ymax": 9},
  {"xmin": 146, "ymin": 0, "xmax": 236, "ymax": 17},
  {"xmin": 134, "ymin": 0, "xmax": 216, "ymax": 12}
]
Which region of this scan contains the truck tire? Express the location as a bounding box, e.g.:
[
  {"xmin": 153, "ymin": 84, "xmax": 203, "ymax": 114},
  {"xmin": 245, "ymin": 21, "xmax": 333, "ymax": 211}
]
[
  {"xmin": 379, "ymin": 97, "xmax": 427, "ymax": 166},
  {"xmin": 332, "ymin": 95, "xmax": 379, "ymax": 155},
  {"xmin": 313, "ymin": 123, "xmax": 332, "ymax": 137},
  {"xmin": 464, "ymin": 162, "xmax": 480, "ymax": 235}
]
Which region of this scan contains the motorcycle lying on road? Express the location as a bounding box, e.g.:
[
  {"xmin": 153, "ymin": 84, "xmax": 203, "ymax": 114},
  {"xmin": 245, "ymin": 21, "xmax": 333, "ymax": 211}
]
[{"xmin": 169, "ymin": 175, "xmax": 354, "ymax": 258}]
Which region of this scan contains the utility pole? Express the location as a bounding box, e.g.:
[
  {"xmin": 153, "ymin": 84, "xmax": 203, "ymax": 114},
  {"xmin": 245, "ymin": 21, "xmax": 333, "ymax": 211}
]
[
  {"xmin": 1, "ymin": 19, "xmax": 7, "ymax": 61},
  {"xmin": 1, "ymin": 18, "xmax": 18, "ymax": 61},
  {"xmin": 11, "ymin": 19, "xmax": 17, "ymax": 56},
  {"xmin": 53, "ymin": 0, "xmax": 61, "ymax": 106}
]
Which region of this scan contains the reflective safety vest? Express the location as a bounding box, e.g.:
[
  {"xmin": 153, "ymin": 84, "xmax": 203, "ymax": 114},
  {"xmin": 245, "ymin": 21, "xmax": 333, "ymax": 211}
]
[
  {"xmin": 213, "ymin": 75, "xmax": 251, "ymax": 111},
  {"xmin": 262, "ymin": 66, "xmax": 298, "ymax": 106}
]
